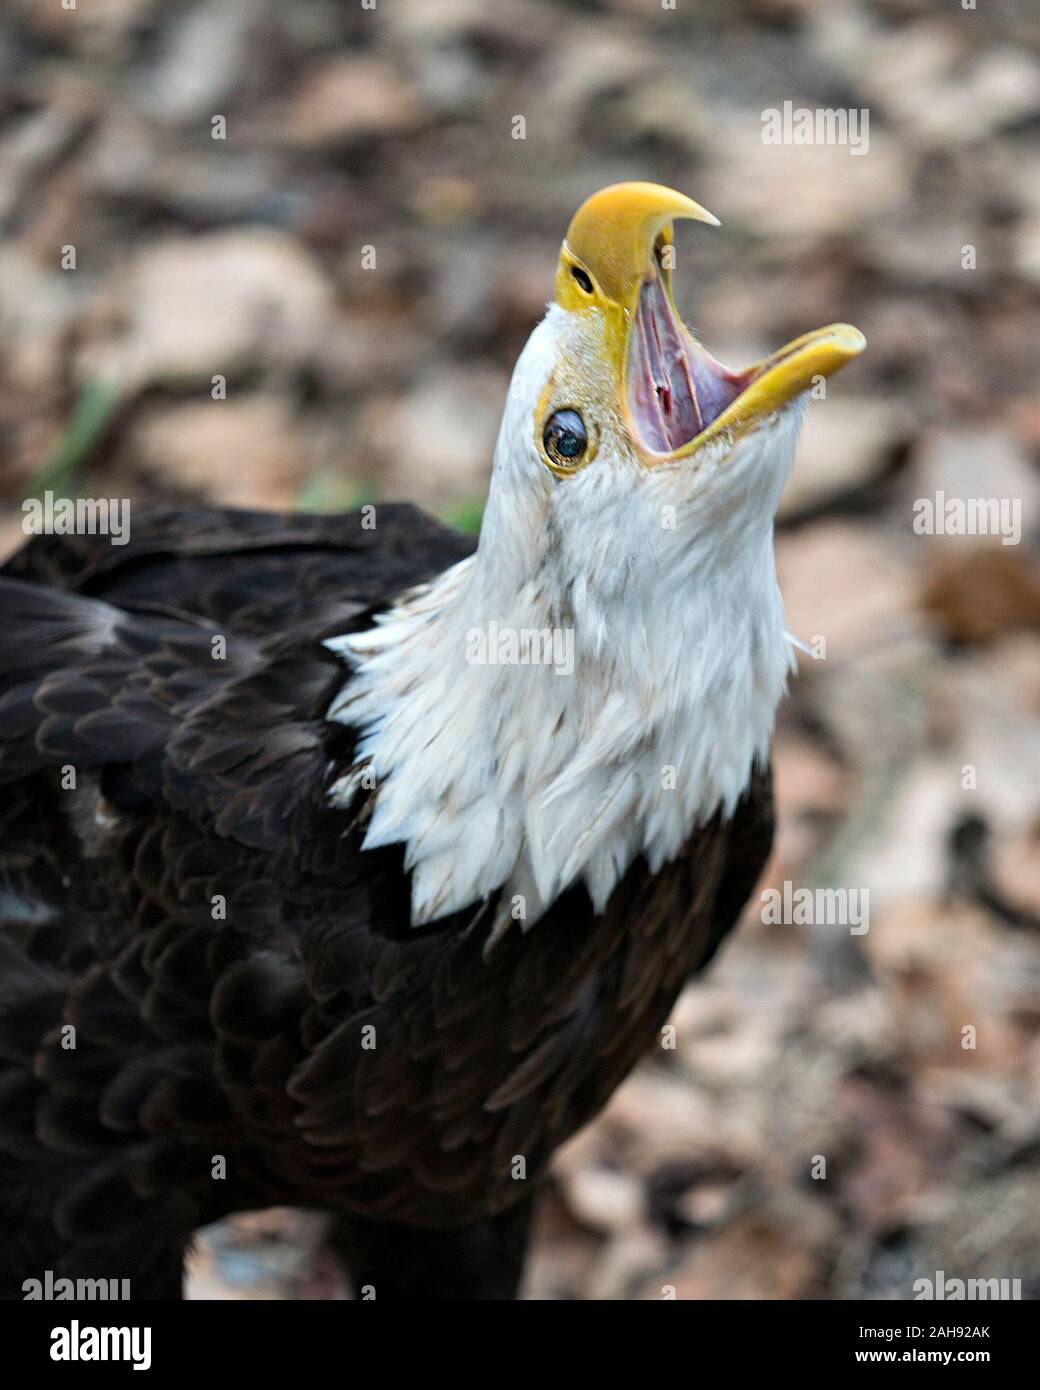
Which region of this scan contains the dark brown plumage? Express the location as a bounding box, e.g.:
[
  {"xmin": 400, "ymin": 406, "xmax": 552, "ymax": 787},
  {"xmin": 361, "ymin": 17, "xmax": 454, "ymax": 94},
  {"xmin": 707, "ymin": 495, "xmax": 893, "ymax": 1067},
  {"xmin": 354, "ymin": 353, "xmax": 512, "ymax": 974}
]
[{"xmin": 0, "ymin": 505, "xmax": 772, "ymax": 1299}]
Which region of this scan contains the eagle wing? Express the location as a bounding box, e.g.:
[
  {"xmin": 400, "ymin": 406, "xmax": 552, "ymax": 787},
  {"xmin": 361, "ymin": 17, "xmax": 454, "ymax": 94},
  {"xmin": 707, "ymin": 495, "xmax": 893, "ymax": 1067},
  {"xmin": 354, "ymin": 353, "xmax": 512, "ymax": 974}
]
[{"xmin": 0, "ymin": 505, "xmax": 771, "ymax": 1292}]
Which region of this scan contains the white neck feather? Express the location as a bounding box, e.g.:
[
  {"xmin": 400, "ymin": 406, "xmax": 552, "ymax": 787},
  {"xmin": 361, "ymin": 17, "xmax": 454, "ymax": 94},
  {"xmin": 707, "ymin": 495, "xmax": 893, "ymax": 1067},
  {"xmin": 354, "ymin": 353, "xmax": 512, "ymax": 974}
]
[{"xmin": 326, "ymin": 313, "xmax": 801, "ymax": 935}]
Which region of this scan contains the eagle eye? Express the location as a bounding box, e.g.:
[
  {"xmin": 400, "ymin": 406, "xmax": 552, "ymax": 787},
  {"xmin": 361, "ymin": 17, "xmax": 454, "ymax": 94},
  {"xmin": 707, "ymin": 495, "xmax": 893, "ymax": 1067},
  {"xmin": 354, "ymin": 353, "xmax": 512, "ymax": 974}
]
[{"xmin": 543, "ymin": 409, "xmax": 587, "ymax": 469}]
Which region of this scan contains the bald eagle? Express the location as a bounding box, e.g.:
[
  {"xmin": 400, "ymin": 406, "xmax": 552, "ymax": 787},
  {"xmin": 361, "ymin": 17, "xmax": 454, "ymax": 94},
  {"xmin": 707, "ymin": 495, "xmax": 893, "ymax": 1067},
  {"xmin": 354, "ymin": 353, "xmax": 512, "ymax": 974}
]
[{"xmin": 0, "ymin": 184, "xmax": 863, "ymax": 1300}]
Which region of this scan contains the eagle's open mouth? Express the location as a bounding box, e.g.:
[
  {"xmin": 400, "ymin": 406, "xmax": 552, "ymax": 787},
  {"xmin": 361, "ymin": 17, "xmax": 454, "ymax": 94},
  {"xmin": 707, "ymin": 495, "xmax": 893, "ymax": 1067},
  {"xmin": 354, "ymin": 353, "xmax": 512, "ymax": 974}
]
[
  {"xmin": 625, "ymin": 267, "xmax": 866, "ymax": 463},
  {"xmin": 554, "ymin": 183, "xmax": 865, "ymax": 467},
  {"xmin": 626, "ymin": 271, "xmax": 752, "ymax": 455}
]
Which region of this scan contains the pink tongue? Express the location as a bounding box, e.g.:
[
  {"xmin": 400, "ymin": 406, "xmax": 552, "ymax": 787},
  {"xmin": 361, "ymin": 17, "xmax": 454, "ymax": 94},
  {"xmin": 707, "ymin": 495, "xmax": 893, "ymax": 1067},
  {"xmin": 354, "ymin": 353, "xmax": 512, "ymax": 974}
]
[{"xmin": 627, "ymin": 275, "xmax": 749, "ymax": 454}]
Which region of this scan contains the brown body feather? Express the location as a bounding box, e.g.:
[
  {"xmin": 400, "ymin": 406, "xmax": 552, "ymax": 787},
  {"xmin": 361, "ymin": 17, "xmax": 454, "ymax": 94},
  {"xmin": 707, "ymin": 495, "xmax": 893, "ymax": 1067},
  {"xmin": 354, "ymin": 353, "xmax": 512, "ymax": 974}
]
[{"xmin": 0, "ymin": 506, "xmax": 772, "ymax": 1298}]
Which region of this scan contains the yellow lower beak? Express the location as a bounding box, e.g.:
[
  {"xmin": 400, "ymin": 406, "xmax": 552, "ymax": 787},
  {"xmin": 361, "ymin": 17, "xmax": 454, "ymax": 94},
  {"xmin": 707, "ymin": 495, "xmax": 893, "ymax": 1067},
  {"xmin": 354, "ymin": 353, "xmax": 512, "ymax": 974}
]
[{"xmin": 668, "ymin": 323, "xmax": 867, "ymax": 459}]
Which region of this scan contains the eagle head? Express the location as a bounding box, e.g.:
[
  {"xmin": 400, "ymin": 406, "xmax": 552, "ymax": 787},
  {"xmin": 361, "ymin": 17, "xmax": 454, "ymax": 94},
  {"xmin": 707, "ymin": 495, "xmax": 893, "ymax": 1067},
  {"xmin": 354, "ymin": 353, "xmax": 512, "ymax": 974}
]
[{"xmin": 480, "ymin": 180, "xmax": 865, "ymax": 606}]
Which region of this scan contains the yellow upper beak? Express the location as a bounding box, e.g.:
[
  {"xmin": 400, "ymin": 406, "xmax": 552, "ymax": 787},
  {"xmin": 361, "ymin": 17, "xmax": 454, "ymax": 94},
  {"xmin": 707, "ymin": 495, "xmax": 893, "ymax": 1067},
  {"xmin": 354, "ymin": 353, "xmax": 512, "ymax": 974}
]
[
  {"xmin": 553, "ymin": 181, "xmax": 865, "ymax": 460},
  {"xmin": 555, "ymin": 181, "xmax": 718, "ymax": 310}
]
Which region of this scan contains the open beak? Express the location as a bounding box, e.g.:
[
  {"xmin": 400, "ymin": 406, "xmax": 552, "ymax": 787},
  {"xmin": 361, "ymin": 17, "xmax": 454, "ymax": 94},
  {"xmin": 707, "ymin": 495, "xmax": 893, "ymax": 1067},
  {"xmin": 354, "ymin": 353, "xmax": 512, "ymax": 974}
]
[{"xmin": 554, "ymin": 182, "xmax": 865, "ymax": 463}]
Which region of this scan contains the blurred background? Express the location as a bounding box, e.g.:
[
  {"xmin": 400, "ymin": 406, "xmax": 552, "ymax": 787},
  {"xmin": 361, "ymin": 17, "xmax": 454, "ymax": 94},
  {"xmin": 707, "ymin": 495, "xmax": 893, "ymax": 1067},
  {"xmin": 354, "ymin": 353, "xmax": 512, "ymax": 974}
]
[{"xmin": 1, "ymin": 0, "xmax": 1039, "ymax": 1299}]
